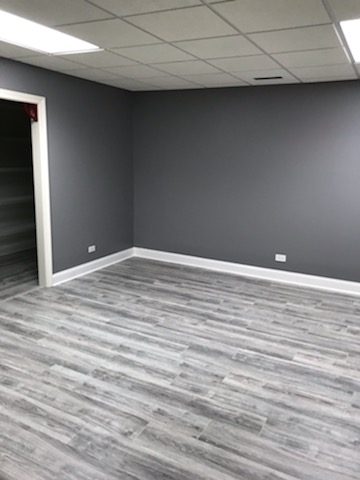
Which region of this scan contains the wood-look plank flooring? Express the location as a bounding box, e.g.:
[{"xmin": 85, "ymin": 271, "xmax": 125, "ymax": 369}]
[{"xmin": 0, "ymin": 257, "xmax": 359, "ymax": 480}]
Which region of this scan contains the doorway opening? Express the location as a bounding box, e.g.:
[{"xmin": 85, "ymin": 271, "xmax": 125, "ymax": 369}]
[
  {"xmin": 0, "ymin": 99, "xmax": 37, "ymax": 298},
  {"xmin": 0, "ymin": 88, "xmax": 53, "ymax": 291}
]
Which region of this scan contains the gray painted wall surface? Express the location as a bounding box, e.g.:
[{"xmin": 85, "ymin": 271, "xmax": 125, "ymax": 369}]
[
  {"xmin": 0, "ymin": 57, "xmax": 133, "ymax": 273},
  {"xmin": 133, "ymin": 81, "xmax": 360, "ymax": 282}
]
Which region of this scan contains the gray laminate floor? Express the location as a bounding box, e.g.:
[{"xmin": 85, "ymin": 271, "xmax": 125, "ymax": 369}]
[{"xmin": 0, "ymin": 258, "xmax": 359, "ymax": 480}]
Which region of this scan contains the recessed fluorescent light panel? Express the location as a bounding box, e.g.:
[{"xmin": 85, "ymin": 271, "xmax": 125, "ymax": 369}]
[
  {"xmin": 0, "ymin": 9, "xmax": 100, "ymax": 55},
  {"xmin": 340, "ymin": 18, "xmax": 360, "ymax": 63}
]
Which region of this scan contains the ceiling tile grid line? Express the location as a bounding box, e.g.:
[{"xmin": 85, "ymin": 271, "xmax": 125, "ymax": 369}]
[
  {"xmin": 79, "ymin": 0, "xmax": 345, "ymax": 85},
  {"xmin": 72, "ymin": 3, "xmax": 257, "ymax": 88},
  {"xmin": 201, "ymin": 0, "xmax": 358, "ymax": 84},
  {"xmin": 321, "ymin": 0, "xmax": 360, "ymax": 79},
  {"xmin": 198, "ymin": 0, "xmax": 303, "ymax": 84},
  {"xmin": 82, "ymin": 0, "xmax": 329, "ymax": 32},
  {"xmin": 0, "ymin": 0, "xmax": 359, "ymax": 90},
  {"xmin": 88, "ymin": 1, "xmax": 297, "ymax": 86},
  {"xmin": 79, "ymin": 0, "xmax": 206, "ymax": 23},
  {"xmin": 71, "ymin": 3, "xmax": 250, "ymax": 82}
]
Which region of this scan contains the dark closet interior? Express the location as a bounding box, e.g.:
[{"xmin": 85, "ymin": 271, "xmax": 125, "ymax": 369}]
[{"xmin": 0, "ymin": 99, "xmax": 37, "ymax": 299}]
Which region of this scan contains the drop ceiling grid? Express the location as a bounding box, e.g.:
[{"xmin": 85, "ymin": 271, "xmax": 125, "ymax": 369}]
[
  {"xmin": 0, "ymin": 0, "xmax": 358, "ymax": 90},
  {"xmin": 78, "ymin": 1, "xmax": 254, "ymax": 88},
  {"xmin": 86, "ymin": 0, "xmax": 360, "ymax": 87}
]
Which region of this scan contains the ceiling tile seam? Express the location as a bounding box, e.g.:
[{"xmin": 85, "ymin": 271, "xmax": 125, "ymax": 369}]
[
  {"xmin": 104, "ymin": 47, "xmax": 197, "ymax": 65},
  {"xmin": 321, "ymin": 0, "xmax": 360, "ymax": 79},
  {"xmin": 124, "ymin": 75, "xmax": 204, "ymax": 88},
  {"xmin": 104, "ymin": 62, "xmax": 214, "ymax": 80},
  {"xmin": 24, "ymin": 0, "xmax": 325, "ymax": 82},
  {"xmin": 249, "ymin": 46, "xmax": 348, "ymax": 56},
  {"xmin": 105, "ymin": 45, "xmax": 352, "ymax": 71},
  {"xmin": 145, "ymin": 46, "xmax": 349, "ymax": 65},
  {"xmin": 73, "ymin": 9, "xmax": 252, "ymax": 83},
  {"xmin": 130, "ymin": 69, "xmax": 215, "ymax": 87},
  {"xmin": 53, "ymin": 15, "xmax": 115, "ymax": 28},
  {"xmin": 199, "ymin": 0, "xmax": 302, "ymax": 83},
  {"xmin": 216, "ymin": 22, "xmax": 334, "ymax": 36},
  {"xmin": 117, "ymin": 15, "xmax": 254, "ymax": 84},
  {"xmin": 9, "ymin": 42, "xmax": 345, "ymax": 86},
  {"xmin": 60, "ymin": 45, "xmax": 170, "ymax": 70},
  {"xmin": 108, "ymin": 75, "xmax": 192, "ymax": 89},
  {"xmin": 100, "ymin": 46, "xmax": 253, "ymax": 85},
  {"xmin": 153, "ymin": 47, "xmax": 253, "ymax": 85},
  {"xmin": 19, "ymin": 0, "xmax": 347, "ymax": 88},
  {"xmin": 6, "ymin": 45, "xmax": 288, "ymax": 85},
  {"xmin": 84, "ymin": 0, "xmax": 208, "ymax": 20},
  {"xmin": 22, "ymin": 54, "xmax": 136, "ymax": 72},
  {"xmin": 5, "ymin": 1, "xmax": 356, "ymax": 88},
  {"xmin": 108, "ymin": 67, "xmax": 210, "ymax": 88},
  {"xmin": 81, "ymin": 1, "xmax": 329, "ymax": 35}
]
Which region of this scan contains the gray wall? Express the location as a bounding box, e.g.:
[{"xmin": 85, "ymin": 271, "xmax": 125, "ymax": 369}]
[
  {"xmin": 0, "ymin": 57, "xmax": 133, "ymax": 273},
  {"xmin": 133, "ymin": 81, "xmax": 360, "ymax": 282}
]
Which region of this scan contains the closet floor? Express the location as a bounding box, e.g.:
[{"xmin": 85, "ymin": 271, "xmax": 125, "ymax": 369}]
[{"xmin": 0, "ymin": 250, "xmax": 37, "ymax": 301}]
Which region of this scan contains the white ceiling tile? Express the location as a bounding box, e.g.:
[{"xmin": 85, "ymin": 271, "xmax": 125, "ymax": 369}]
[
  {"xmin": 112, "ymin": 44, "xmax": 194, "ymax": 63},
  {"xmin": 273, "ymin": 47, "xmax": 350, "ymax": 68},
  {"xmin": 20, "ymin": 55, "xmax": 81, "ymax": 71},
  {"xmin": 181, "ymin": 72, "xmax": 248, "ymax": 87},
  {"xmin": 249, "ymin": 25, "xmax": 342, "ymax": 53},
  {"xmin": 60, "ymin": 51, "xmax": 136, "ymax": 68},
  {"xmin": 0, "ymin": 0, "xmax": 111, "ymax": 26},
  {"xmin": 211, "ymin": 0, "xmax": 330, "ymax": 33},
  {"xmin": 290, "ymin": 64, "xmax": 357, "ymax": 81},
  {"xmin": 0, "ymin": 41, "xmax": 36, "ymax": 58},
  {"xmin": 67, "ymin": 67, "xmax": 119, "ymax": 81},
  {"xmin": 101, "ymin": 77, "xmax": 151, "ymax": 90},
  {"xmin": 105, "ymin": 64, "xmax": 164, "ymax": 78},
  {"xmin": 327, "ymin": 0, "xmax": 360, "ymax": 21},
  {"xmin": 174, "ymin": 35, "xmax": 262, "ymax": 59},
  {"xmin": 126, "ymin": 6, "xmax": 236, "ymax": 41},
  {"xmin": 234, "ymin": 68, "xmax": 299, "ymax": 85},
  {"xmin": 154, "ymin": 60, "xmax": 220, "ymax": 75},
  {"xmin": 90, "ymin": 0, "xmax": 201, "ymax": 16},
  {"xmin": 208, "ymin": 55, "xmax": 278, "ymax": 72},
  {"xmin": 144, "ymin": 75, "xmax": 201, "ymax": 89},
  {"xmin": 59, "ymin": 19, "xmax": 159, "ymax": 48}
]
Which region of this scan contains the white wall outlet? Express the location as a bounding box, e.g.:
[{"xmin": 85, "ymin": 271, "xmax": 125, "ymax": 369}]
[
  {"xmin": 275, "ymin": 253, "xmax": 287, "ymax": 263},
  {"xmin": 88, "ymin": 245, "xmax": 96, "ymax": 254}
]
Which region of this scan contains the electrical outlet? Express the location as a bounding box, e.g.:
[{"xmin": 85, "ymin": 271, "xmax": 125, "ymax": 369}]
[
  {"xmin": 88, "ymin": 245, "xmax": 96, "ymax": 254},
  {"xmin": 275, "ymin": 253, "xmax": 287, "ymax": 263}
]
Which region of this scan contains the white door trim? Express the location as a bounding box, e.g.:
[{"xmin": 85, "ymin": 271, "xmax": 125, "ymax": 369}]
[{"xmin": 0, "ymin": 88, "xmax": 53, "ymax": 287}]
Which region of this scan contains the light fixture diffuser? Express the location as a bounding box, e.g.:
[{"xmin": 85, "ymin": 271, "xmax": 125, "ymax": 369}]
[
  {"xmin": 340, "ymin": 18, "xmax": 360, "ymax": 63},
  {"xmin": 0, "ymin": 9, "xmax": 100, "ymax": 55}
]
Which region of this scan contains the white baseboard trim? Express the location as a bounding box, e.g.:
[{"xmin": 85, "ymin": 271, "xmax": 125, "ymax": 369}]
[
  {"xmin": 51, "ymin": 246, "xmax": 360, "ymax": 297},
  {"xmin": 134, "ymin": 247, "xmax": 360, "ymax": 297},
  {"xmin": 52, "ymin": 248, "xmax": 134, "ymax": 286}
]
